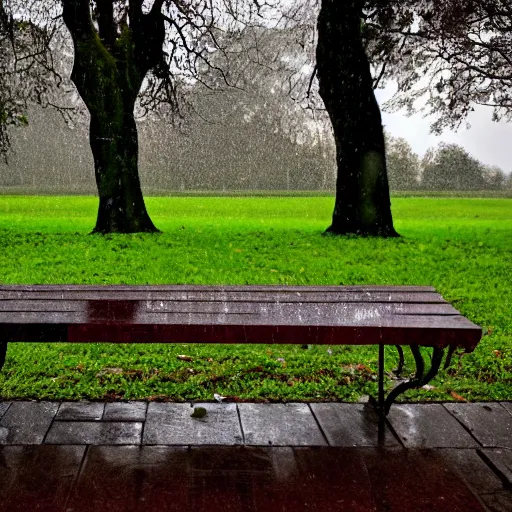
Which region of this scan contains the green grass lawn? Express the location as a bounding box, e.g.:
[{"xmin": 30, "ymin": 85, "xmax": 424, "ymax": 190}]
[{"xmin": 0, "ymin": 195, "xmax": 511, "ymax": 403}]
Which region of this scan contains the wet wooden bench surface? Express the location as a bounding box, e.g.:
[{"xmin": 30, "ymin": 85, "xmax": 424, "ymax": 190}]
[{"xmin": 0, "ymin": 285, "xmax": 482, "ymax": 349}]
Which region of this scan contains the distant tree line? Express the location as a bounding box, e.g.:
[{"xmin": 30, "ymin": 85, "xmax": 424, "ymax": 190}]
[
  {"xmin": 385, "ymin": 136, "xmax": 512, "ymax": 191},
  {"xmin": 1, "ymin": 101, "xmax": 510, "ymax": 193}
]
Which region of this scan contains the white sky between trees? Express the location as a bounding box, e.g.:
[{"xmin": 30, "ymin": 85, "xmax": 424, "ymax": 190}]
[{"xmin": 376, "ymin": 84, "xmax": 512, "ymax": 175}]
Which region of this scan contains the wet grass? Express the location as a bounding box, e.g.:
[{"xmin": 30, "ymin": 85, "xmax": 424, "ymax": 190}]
[{"xmin": 0, "ymin": 195, "xmax": 511, "ymax": 402}]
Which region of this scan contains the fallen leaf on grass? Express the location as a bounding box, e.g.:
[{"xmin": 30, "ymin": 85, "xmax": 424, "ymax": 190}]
[
  {"xmin": 104, "ymin": 392, "xmax": 125, "ymax": 400},
  {"xmin": 177, "ymin": 355, "xmax": 193, "ymax": 362},
  {"xmin": 214, "ymin": 394, "xmax": 240, "ymax": 402},
  {"xmin": 245, "ymin": 366, "xmax": 264, "ymax": 373},
  {"xmin": 450, "ymin": 391, "xmax": 466, "ymax": 401},
  {"xmin": 147, "ymin": 395, "xmax": 169, "ymax": 401}
]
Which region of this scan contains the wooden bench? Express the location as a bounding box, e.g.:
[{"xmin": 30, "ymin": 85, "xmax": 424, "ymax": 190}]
[{"xmin": 0, "ymin": 285, "xmax": 482, "ymax": 414}]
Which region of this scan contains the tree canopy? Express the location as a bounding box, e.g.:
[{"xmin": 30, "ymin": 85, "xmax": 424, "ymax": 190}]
[
  {"xmin": 0, "ymin": 0, "xmax": 62, "ymax": 157},
  {"xmin": 385, "ymin": 135, "xmax": 420, "ymax": 190},
  {"xmin": 363, "ymin": 0, "xmax": 512, "ymax": 132},
  {"xmin": 422, "ymin": 143, "xmax": 486, "ymax": 190}
]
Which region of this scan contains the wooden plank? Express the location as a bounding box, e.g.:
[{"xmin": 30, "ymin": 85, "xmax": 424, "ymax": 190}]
[
  {"xmin": 1, "ymin": 323, "xmax": 481, "ymax": 349},
  {"xmin": 0, "ymin": 290, "xmax": 446, "ymax": 303},
  {"xmin": 0, "ymin": 285, "xmax": 437, "ymax": 293},
  {"xmin": 0, "ymin": 300, "xmax": 460, "ymax": 315},
  {"xmin": 0, "ymin": 309, "xmax": 481, "ymax": 330}
]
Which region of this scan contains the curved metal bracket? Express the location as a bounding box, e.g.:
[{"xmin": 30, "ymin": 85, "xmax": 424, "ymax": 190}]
[
  {"xmin": 444, "ymin": 345, "xmax": 457, "ymax": 369},
  {"xmin": 393, "ymin": 345, "xmax": 405, "ymax": 377},
  {"xmin": 382, "ymin": 346, "xmax": 445, "ymax": 415},
  {"xmin": 373, "ymin": 345, "xmax": 448, "ymax": 416}
]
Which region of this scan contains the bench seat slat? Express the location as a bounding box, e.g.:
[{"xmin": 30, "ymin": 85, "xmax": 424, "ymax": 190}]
[
  {"xmin": 0, "ymin": 291, "xmax": 446, "ymax": 303},
  {"xmin": 0, "ymin": 300, "xmax": 460, "ymax": 315},
  {"xmin": 0, "ymin": 309, "xmax": 479, "ymax": 329},
  {"xmin": 0, "ymin": 285, "xmax": 437, "ymax": 293}
]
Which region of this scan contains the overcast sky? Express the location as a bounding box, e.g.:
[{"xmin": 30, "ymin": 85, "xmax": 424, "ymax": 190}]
[{"xmin": 375, "ymin": 86, "xmax": 512, "ymax": 174}]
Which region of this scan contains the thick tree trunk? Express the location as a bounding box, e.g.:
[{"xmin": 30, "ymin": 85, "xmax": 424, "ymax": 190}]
[
  {"xmin": 62, "ymin": 1, "xmax": 160, "ymax": 234},
  {"xmin": 316, "ymin": 1, "xmax": 398, "ymax": 237},
  {"xmin": 89, "ymin": 110, "xmax": 157, "ymax": 234}
]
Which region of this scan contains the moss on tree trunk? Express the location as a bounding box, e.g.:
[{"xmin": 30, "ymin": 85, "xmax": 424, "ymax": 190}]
[
  {"xmin": 89, "ymin": 111, "xmax": 157, "ymax": 234},
  {"xmin": 316, "ymin": 0, "xmax": 398, "ymax": 237},
  {"xmin": 63, "ymin": 2, "xmax": 160, "ymax": 233}
]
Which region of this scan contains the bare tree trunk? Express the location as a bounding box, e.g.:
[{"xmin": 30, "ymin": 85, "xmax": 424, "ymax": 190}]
[
  {"xmin": 90, "ymin": 110, "xmax": 157, "ymax": 233},
  {"xmin": 316, "ymin": 0, "xmax": 398, "ymax": 237},
  {"xmin": 63, "ymin": 0, "xmax": 161, "ymax": 233}
]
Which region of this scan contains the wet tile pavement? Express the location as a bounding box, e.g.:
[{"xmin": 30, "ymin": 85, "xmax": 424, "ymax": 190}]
[{"xmin": 0, "ymin": 400, "xmax": 510, "ymax": 511}]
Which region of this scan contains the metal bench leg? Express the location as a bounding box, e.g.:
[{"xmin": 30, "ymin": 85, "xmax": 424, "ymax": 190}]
[
  {"xmin": 394, "ymin": 345, "xmax": 405, "ymax": 377},
  {"xmin": 383, "ymin": 346, "xmax": 445, "ymax": 416},
  {"xmin": 0, "ymin": 341, "xmax": 7, "ymax": 371},
  {"xmin": 378, "ymin": 344, "xmax": 385, "ymax": 412},
  {"xmin": 371, "ymin": 344, "xmax": 387, "ymax": 417},
  {"xmin": 372, "ymin": 345, "xmax": 446, "ymax": 417}
]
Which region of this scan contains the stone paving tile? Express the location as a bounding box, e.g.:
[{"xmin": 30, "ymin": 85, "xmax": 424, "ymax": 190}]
[
  {"xmin": 311, "ymin": 403, "xmax": 400, "ymax": 447},
  {"xmin": 66, "ymin": 446, "xmax": 376, "ymax": 512},
  {"xmin": 0, "ymin": 445, "xmax": 85, "ymax": 512},
  {"xmin": 189, "ymin": 444, "xmax": 282, "ymax": 473},
  {"xmin": 238, "ymin": 403, "xmax": 327, "ymax": 446},
  {"xmin": 103, "ymin": 401, "xmax": 147, "ymax": 421},
  {"xmin": 479, "ymin": 449, "xmax": 512, "ymax": 487},
  {"xmin": 56, "ymin": 401, "xmax": 104, "ymax": 421},
  {"xmin": 499, "ymin": 402, "xmax": 512, "ymax": 416},
  {"xmin": 66, "ymin": 446, "xmax": 189, "ymax": 511},
  {"xmin": 444, "ymin": 402, "xmax": 512, "ymax": 448},
  {"xmin": 436, "ymin": 449, "xmax": 505, "ymax": 495},
  {"xmin": 0, "ymin": 402, "xmax": 10, "ymax": 419},
  {"xmin": 281, "ymin": 447, "xmax": 375, "ymax": 511},
  {"xmin": 0, "ymin": 401, "xmax": 58, "ymax": 444},
  {"xmin": 480, "ymin": 491, "xmax": 512, "ymax": 512},
  {"xmin": 362, "ymin": 448, "xmax": 487, "ymax": 512},
  {"xmin": 45, "ymin": 421, "xmax": 142, "ymax": 445},
  {"xmin": 387, "ymin": 404, "xmax": 478, "ymax": 448},
  {"xmin": 184, "ymin": 446, "xmax": 375, "ymax": 511},
  {"xmin": 144, "ymin": 403, "xmax": 243, "ymax": 445}
]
